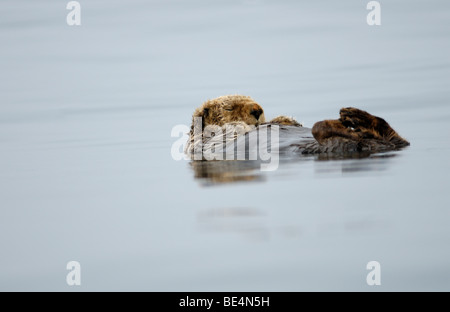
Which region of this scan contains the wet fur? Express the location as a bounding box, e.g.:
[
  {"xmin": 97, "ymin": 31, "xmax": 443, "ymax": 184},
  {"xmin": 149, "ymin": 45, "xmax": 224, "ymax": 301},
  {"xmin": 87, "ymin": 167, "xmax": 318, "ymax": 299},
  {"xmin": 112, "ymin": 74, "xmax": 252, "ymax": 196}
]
[
  {"xmin": 186, "ymin": 95, "xmax": 409, "ymax": 157},
  {"xmin": 186, "ymin": 95, "xmax": 266, "ymax": 155}
]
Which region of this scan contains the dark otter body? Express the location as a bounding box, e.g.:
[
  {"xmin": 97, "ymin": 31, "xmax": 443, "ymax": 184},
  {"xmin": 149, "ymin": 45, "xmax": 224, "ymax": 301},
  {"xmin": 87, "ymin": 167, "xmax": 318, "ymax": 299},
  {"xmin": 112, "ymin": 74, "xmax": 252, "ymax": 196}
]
[
  {"xmin": 186, "ymin": 102, "xmax": 409, "ymax": 160},
  {"xmin": 229, "ymin": 107, "xmax": 409, "ymax": 159}
]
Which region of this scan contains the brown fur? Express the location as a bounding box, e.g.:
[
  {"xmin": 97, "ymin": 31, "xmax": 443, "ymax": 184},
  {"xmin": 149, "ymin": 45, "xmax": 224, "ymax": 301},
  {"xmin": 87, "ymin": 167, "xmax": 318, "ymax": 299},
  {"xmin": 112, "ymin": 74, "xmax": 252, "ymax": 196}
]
[
  {"xmin": 339, "ymin": 107, "xmax": 409, "ymax": 146},
  {"xmin": 189, "ymin": 95, "xmax": 266, "ymax": 135},
  {"xmin": 188, "ymin": 95, "xmax": 301, "ymax": 140},
  {"xmin": 187, "ymin": 95, "xmax": 293, "ymax": 155}
]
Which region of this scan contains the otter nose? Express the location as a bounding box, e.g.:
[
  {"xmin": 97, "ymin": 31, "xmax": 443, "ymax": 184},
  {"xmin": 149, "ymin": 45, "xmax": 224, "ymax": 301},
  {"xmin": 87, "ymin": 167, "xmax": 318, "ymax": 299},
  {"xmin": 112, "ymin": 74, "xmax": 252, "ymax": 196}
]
[{"xmin": 251, "ymin": 108, "xmax": 263, "ymax": 120}]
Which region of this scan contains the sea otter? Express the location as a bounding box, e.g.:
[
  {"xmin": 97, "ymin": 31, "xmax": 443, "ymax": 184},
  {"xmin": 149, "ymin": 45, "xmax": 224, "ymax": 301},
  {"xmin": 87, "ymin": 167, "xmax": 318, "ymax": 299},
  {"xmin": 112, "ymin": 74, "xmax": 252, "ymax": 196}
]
[{"xmin": 185, "ymin": 95, "xmax": 409, "ymax": 160}]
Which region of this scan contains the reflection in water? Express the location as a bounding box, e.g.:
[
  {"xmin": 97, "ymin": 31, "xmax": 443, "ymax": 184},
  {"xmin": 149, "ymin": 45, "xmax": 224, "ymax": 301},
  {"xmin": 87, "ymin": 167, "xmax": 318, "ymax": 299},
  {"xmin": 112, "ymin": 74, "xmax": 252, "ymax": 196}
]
[
  {"xmin": 197, "ymin": 207, "xmax": 269, "ymax": 241},
  {"xmin": 197, "ymin": 207, "xmax": 386, "ymax": 241},
  {"xmin": 190, "ymin": 160, "xmax": 265, "ymax": 185},
  {"xmin": 197, "ymin": 207, "xmax": 302, "ymax": 241},
  {"xmin": 341, "ymin": 153, "xmax": 398, "ymax": 173},
  {"xmin": 189, "ymin": 122, "xmax": 406, "ymax": 184},
  {"xmin": 314, "ymin": 152, "xmax": 399, "ymax": 175},
  {"xmin": 190, "ymin": 151, "xmax": 400, "ymax": 185},
  {"xmin": 315, "ymin": 151, "xmax": 372, "ymax": 161}
]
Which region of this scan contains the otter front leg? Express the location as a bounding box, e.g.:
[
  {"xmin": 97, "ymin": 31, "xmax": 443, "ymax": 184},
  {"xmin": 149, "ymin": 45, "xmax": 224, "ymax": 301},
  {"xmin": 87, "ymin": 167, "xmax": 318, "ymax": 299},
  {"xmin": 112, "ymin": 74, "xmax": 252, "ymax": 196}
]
[
  {"xmin": 339, "ymin": 107, "xmax": 384, "ymax": 139},
  {"xmin": 312, "ymin": 119, "xmax": 361, "ymax": 144}
]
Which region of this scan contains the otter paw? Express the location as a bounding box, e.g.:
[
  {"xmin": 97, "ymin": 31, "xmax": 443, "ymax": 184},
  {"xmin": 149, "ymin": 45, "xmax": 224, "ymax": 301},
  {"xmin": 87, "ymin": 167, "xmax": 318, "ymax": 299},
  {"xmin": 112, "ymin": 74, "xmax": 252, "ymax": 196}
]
[
  {"xmin": 269, "ymin": 116, "xmax": 302, "ymax": 127},
  {"xmin": 339, "ymin": 107, "xmax": 376, "ymax": 129}
]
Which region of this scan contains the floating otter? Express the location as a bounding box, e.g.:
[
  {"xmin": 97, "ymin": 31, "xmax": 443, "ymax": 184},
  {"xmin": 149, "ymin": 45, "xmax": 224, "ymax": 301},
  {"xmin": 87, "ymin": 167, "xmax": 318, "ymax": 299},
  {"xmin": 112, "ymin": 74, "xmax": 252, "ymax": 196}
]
[{"xmin": 185, "ymin": 95, "xmax": 409, "ymax": 159}]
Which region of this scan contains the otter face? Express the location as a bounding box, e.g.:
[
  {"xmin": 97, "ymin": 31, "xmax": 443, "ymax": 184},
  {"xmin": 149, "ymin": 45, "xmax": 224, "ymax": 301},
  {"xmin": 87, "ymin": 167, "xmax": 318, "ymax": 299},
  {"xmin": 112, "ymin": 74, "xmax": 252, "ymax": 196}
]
[
  {"xmin": 192, "ymin": 95, "xmax": 266, "ymax": 130},
  {"xmin": 221, "ymin": 100, "xmax": 266, "ymax": 126}
]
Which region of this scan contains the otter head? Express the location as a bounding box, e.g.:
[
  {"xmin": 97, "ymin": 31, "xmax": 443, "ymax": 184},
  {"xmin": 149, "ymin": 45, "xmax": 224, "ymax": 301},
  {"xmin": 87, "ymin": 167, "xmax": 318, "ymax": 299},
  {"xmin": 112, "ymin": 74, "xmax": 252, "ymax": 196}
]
[{"xmin": 191, "ymin": 95, "xmax": 265, "ymax": 134}]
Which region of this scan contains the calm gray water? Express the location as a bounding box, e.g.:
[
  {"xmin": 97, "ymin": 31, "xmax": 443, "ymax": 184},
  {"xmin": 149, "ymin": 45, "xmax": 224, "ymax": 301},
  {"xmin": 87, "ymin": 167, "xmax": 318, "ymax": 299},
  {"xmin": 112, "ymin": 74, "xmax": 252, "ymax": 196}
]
[{"xmin": 1, "ymin": 0, "xmax": 449, "ymax": 291}]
